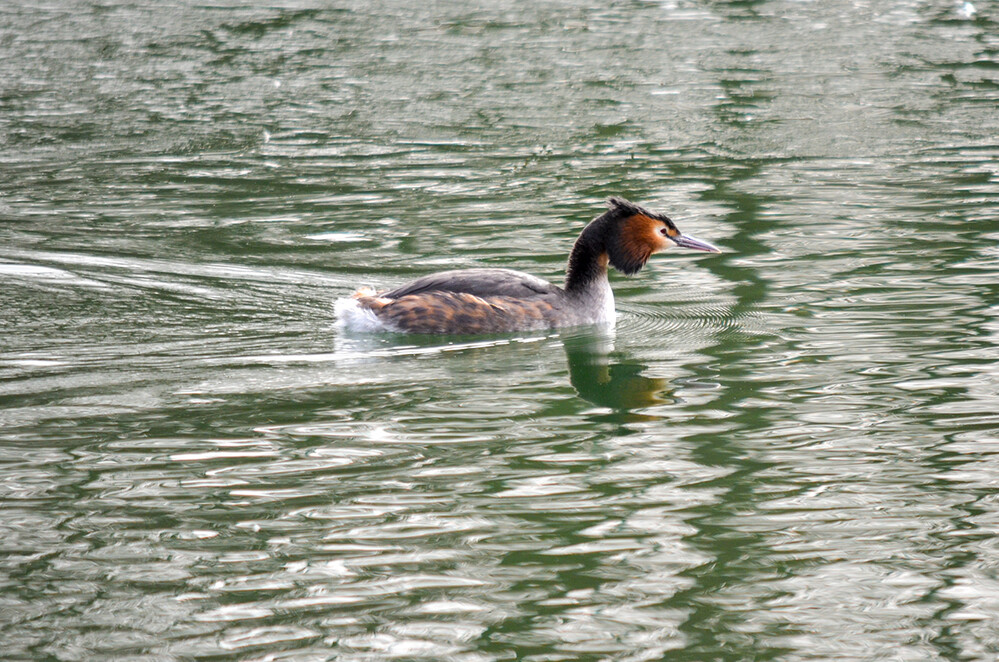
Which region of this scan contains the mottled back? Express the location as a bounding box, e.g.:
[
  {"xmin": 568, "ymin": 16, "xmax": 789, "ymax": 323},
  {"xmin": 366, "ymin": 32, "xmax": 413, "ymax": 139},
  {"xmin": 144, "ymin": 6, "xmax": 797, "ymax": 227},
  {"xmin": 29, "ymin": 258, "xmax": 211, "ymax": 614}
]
[
  {"xmin": 350, "ymin": 268, "xmax": 567, "ymax": 334},
  {"xmin": 356, "ymin": 290, "xmax": 562, "ymax": 334}
]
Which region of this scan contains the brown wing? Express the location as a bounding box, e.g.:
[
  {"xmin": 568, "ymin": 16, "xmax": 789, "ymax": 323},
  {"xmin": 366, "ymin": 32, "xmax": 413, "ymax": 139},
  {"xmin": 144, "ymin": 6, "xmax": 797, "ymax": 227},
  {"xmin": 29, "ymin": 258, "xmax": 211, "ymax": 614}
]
[
  {"xmin": 380, "ymin": 268, "xmax": 560, "ymax": 300},
  {"xmin": 355, "ymin": 291, "xmax": 561, "ymax": 334}
]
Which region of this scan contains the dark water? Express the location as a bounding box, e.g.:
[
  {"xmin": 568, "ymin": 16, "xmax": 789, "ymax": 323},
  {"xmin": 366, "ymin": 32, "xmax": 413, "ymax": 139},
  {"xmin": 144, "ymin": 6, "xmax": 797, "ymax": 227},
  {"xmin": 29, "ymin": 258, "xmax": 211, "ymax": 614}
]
[{"xmin": 3, "ymin": 1, "xmax": 999, "ymax": 660}]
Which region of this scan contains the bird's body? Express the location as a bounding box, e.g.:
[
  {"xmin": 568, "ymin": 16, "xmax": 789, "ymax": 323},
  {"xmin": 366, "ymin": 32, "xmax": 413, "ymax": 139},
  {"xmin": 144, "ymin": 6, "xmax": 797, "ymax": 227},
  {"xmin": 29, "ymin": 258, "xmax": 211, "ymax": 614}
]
[{"xmin": 336, "ymin": 197, "xmax": 720, "ymax": 335}]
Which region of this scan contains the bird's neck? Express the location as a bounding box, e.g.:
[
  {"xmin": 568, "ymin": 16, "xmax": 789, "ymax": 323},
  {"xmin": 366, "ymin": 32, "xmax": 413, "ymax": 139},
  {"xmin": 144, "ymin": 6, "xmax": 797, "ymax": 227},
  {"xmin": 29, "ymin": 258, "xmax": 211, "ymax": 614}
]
[{"xmin": 564, "ymin": 221, "xmax": 610, "ymax": 294}]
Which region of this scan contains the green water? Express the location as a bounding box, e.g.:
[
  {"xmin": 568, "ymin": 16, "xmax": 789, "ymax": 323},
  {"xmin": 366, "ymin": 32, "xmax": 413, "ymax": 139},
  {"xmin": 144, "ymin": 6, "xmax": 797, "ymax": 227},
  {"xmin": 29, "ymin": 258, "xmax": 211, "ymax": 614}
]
[{"xmin": 3, "ymin": 1, "xmax": 999, "ymax": 660}]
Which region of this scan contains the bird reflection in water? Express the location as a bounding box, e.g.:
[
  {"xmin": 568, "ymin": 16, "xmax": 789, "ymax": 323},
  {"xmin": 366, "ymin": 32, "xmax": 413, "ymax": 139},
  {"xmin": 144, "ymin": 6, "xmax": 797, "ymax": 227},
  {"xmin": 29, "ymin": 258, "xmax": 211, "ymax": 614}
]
[
  {"xmin": 333, "ymin": 326, "xmax": 677, "ymax": 422},
  {"xmin": 561, "ymin": 329, "xmax": 674, "ymax": 420}
]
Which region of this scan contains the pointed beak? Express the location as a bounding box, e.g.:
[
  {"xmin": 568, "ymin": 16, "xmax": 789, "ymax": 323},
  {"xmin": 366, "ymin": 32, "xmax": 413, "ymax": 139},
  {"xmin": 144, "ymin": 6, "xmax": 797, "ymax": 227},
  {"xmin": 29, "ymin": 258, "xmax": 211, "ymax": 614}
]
[{"xmin": 673, "ymin": 233, "xmax": 722, "ymax": 253}]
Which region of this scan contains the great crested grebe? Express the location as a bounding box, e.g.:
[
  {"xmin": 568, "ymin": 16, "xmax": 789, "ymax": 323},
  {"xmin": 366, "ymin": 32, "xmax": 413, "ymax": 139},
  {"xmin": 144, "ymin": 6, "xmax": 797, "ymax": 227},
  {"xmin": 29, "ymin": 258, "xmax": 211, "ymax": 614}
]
[{"xmin": 336, "ymin": 197, "xmax": 721, "ymax": 334}]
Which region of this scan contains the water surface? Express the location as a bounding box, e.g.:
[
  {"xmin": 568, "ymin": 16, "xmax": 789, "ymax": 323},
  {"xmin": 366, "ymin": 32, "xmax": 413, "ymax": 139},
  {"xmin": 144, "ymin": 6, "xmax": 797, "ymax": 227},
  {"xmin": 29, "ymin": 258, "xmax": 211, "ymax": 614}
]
[{"xmin": 3, "ymin": 1, "xmax": 999, "ymax": 660}]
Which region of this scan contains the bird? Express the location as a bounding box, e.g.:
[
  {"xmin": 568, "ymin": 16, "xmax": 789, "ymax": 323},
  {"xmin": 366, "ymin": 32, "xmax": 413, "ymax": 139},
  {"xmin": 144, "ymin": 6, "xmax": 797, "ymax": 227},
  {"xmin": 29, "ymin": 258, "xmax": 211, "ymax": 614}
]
[{"xmin": 335, "ymin": 197, "xmax": 721, "ymax": 335}]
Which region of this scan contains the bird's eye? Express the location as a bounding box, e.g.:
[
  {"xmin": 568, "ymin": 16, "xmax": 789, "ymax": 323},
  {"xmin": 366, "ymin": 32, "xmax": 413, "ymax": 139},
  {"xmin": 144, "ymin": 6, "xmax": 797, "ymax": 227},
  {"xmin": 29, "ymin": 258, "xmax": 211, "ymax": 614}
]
[{"xmin": 660, "ymin": 227, "xmax": 668, "ymax": 236}]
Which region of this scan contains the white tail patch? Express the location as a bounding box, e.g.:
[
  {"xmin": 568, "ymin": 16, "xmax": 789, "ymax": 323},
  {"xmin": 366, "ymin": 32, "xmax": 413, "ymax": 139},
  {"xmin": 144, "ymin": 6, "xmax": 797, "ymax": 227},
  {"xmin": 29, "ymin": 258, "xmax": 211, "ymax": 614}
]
[{"xmin": 335, "ymin": 296, "xmax": 397, "ymax": 333}]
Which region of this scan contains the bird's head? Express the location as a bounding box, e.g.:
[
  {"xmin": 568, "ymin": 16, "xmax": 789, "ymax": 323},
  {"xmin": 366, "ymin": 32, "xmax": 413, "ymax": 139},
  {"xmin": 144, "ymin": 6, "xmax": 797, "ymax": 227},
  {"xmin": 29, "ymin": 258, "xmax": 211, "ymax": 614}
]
[{"xmin": 602, "ymin": 197, "xmax": 721, "ymax": 275}]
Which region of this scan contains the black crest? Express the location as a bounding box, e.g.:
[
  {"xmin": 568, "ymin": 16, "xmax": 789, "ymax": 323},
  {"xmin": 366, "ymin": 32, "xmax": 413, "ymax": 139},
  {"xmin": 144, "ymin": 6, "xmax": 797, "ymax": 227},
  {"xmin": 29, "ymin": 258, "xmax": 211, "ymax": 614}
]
[{"xmin": 606, "ymin": 196, "xmax": 646, "ymax": 217}]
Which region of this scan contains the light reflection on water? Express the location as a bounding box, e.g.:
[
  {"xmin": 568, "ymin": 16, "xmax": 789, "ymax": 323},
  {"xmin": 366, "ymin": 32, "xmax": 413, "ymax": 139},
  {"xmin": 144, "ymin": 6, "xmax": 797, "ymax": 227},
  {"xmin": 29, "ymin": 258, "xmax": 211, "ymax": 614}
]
[{"xmin": 3, "ymin": 0, "xmax": 999, "ymax": 660}]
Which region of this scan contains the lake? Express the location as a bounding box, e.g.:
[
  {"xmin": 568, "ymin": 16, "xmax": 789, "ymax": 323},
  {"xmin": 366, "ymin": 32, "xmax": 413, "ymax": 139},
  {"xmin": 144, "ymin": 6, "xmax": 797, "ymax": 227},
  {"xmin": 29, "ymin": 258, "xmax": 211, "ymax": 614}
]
[{"xmin": 3, "ymin": 1, "xmax": 999, "ymax": 660}]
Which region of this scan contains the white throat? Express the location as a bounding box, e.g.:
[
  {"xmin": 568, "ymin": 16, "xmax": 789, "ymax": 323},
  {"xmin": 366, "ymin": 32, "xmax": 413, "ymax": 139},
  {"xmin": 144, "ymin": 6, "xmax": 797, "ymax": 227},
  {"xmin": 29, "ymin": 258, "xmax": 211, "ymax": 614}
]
[
  {"xmin": 595, "ymin": 277, "xmax": 616, "ymax": 326},
  {"xmin": 572, "ymin": 274, "xmax": 615, "ymax": 327}
]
